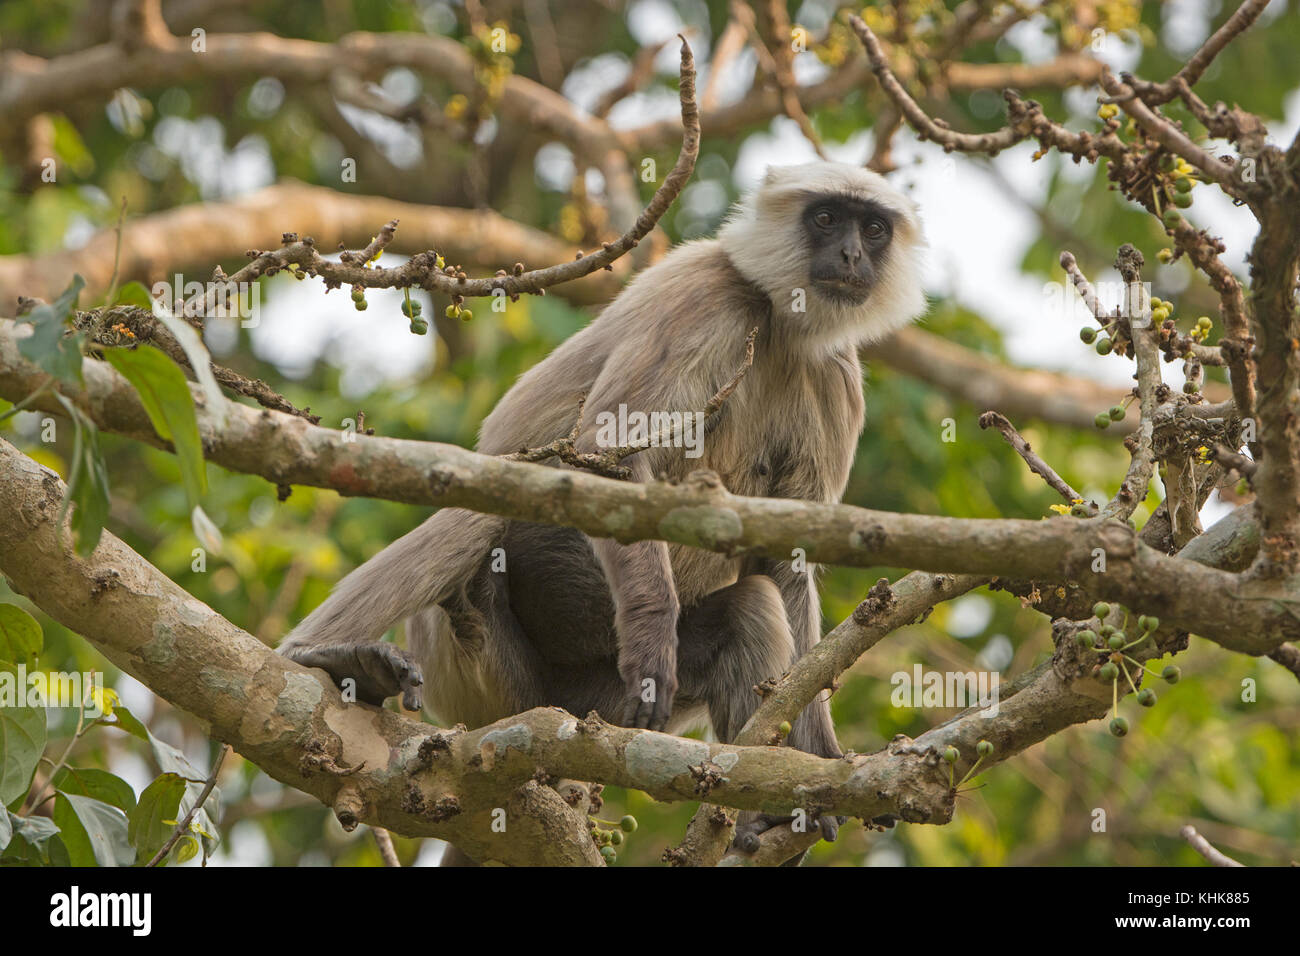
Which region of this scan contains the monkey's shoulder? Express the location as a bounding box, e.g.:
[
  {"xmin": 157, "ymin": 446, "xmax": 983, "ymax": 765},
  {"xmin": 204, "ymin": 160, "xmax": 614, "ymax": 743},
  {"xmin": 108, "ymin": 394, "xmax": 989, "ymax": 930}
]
[{"xmin": 599, "ymin": 240, "xmax": 772, "ymax": 345}]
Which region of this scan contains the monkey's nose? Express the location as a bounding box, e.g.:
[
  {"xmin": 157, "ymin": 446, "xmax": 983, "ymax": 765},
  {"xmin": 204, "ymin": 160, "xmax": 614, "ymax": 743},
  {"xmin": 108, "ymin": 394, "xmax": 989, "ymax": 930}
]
[{"xmin": 840, "ymin": 244, "xmax": 863, "ymax": 265}]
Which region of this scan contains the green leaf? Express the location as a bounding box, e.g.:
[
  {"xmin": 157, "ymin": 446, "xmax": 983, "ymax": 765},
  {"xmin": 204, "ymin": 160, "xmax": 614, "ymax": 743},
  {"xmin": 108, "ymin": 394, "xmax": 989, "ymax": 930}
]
[
  {"xmin": 102, "ymin": 702, "xmax": 150, "ymax": 742},
  {"xmin": 53, "ymin": 792, "xmax": 133, "ymax": 866},
  {"xmin": 146, "ymin": 735, "xmax": 221, "ymax": 852},
  {"xmin": 53, "ymin": 393, "xmax": 111, "ymax": 557},
  {"xmin": 53, "ymin": 767, "xmax": 137, "ymax": 814},
  {"xmin": 146, "ymin": 732, "xmax": 206, "ymax": 783},
  {"xmin": 1, "ymin": 812, "xmax": 60, "ymax": 863},
  {"xmin": 150, "ymin": 302, "xmax": 225, "ymax": 415},
  {"xmin": 111, "ymin": 281, "xmax": 154, "ymax": 310},
  {"xmin": 103, "ymin": 345, "xmax": 208, "ymax": 506},
  {"xmin": 173, "ymin": 834, "xmax": 199, "ymax": 864},
  {"xmin": 15, "ymin": 275, "xmax": 85, "ymax": 386},
  {"xmin": 0, "ymin": 603, "xmax": 42, "ymax": 667},
  {"xmin": 0, "ymin": 673, "xmax": 46, "ymax": 808},
  {"xmin": 127, "ymin": 773, "xmax": 186, "ymax": 864},
  {"xmin": 50, "ymin": 114, "xmax": 95, "ymax": 177},
  {"xmin": 105, "ymin": 708, "xmax": 221, "ymax": 858}
]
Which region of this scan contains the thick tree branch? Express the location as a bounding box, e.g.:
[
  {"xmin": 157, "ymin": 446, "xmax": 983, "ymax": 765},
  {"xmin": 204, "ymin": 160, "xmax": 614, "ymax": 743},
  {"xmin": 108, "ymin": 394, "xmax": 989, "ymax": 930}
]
[
  {"xmin": 0, "ymin": 435, "xmax": 962, "ymax": 861},
  {"xmin": 2, "ymin": 320, "xmax": 1294, "ymax": 662}
]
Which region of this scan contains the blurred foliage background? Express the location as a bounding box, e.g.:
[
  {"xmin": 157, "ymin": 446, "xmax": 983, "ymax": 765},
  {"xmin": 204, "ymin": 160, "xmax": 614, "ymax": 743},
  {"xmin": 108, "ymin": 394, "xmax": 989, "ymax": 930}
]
[{"xmin": 1, "ymin": 0, "xmax": 1297, "ymax": 866}]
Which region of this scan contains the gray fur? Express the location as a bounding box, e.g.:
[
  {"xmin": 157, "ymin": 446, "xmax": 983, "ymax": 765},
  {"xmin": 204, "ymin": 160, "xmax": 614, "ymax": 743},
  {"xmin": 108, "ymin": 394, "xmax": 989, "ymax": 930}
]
[{"xmin": 280, "ymin": 160, "xmax": 926, "ymax": 806}]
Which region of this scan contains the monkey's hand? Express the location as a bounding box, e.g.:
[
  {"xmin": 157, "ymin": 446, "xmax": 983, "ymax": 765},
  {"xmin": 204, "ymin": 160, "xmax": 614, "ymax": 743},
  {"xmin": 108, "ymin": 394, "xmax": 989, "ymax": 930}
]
[
  {"xmin": 732, "ymin": 810, "xmax": 846, "ymax": 862},
  {"xmin": 620, "ymin": 666, "xmax": 678, "ymax": 733},
  {"xmin": 284, "ymin": 642, "xmax": 424, "ymax": 711}
]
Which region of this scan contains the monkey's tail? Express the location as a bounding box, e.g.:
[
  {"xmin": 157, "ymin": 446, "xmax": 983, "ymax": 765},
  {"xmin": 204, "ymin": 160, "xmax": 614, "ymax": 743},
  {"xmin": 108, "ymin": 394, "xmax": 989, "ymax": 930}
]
[{"xmin": 277, "ymin": 508, "xmax": 506, "ymax": 656}]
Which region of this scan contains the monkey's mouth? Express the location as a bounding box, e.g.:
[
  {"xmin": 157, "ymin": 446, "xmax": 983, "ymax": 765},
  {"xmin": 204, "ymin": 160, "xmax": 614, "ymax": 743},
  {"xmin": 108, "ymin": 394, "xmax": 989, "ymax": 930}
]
[{"xmin": 813, "ymin": 277, "xmax": 872, "ymax": 304}]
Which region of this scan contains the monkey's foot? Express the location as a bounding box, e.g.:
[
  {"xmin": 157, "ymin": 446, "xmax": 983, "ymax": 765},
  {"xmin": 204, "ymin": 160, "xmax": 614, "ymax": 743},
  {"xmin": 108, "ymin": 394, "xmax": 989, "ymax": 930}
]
[
  {"xmin": 732, "ymin": 810, "xmax": 845, "ymax": 861},
  {"xmin": 286, "ymin": 642, "xmax": 423, "ymax": 710}
]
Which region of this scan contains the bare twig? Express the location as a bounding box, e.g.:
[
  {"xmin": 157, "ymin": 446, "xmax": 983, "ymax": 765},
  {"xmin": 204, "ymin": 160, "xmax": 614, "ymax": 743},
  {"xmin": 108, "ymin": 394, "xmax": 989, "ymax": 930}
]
[
  {"xmin": 372, "ymin": 827, "xmax": 401, "ymax": 866},
  {"xmin": 177, "ymin": 38, "xmax": 698, "ymax": 316},
  {"xmin": 1267, "ymin": 643, "xmax": 1300, "ymax": 682},
  {"xmin": 850, "ymin": 16, "xmax": 1022, "ymax": 155},
  {"xmin": 1128, "ymin": 0, "xmax": 1272, "ymax": 105},
  {"xmin": 591, "ymin": 38, "xmax": 672, "ymax": 119},
  {"xmin": 979, "ymin": 410, "xmax": 1089, "ymax": 507},
  {"xmin": 147, "ymin": 743, "xmax": 229, "ymax": 867},
  {"xmin": 1180, "ymin": 823, "xmax": 1246, "ymax": 867}
]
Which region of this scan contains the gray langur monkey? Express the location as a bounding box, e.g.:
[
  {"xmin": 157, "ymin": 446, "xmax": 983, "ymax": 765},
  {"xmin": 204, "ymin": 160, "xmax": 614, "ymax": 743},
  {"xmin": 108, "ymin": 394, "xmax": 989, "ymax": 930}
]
[{"xmin": 279, "ymin": 160, "xmax": 926, "ymax": 856}]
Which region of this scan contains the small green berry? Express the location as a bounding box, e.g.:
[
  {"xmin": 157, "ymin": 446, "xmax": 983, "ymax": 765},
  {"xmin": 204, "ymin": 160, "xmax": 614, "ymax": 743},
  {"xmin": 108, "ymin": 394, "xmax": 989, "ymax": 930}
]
[
  {"xmin": 1071, "ymin": 503, "xmax": 1091, "ymax": 517},
  {"xmin": 1100, "ymin": 624, "xmax": 1116, "ymax": 638},
  {"xmin": 1099, "ymin": 662, "xmax": 1118, "ymax": 681},
  {"xmin": 1161, "ymin": 665, "xmax": 1181, "ymax": 684},
  {"xmin": 1160, "ymin": 155, "xmax": 1177, "ymax": 172},
  {"xmin": 460, "ymin": 309, "xmax": 473, "ymax": 322},
  {"xmin": 1174, "ymin": 176, "xmax": 1193, "ymax": 194},
  {"xmin": 1196, "ymin": 316, "xmax": 1212, "ymax": 329},
  {"xmin": 976, "ymin": 740, "xmax": 994, "ymax": 757},
  {"xmin": 1172, "ymin": 191, "xmax": 1193, "ymax": 208},
  {"xmin": 1094, "ymin": 412, "xmax": 1111, "ymax": 429},
  {"xmin": 619, "ymin": 815, "xmax": 638, "ymax": 833},
  {"xmin": 601, "ymin": 846, "xmax": 617, "ymax": 863},
  {"xmin": 350, "ymin": 288, "xmax": 365, "ymax": 302},
  {"xmin": 1137, "ymin": 688, "xmax": 1157, "ymax": 707},
  {"xmin": 1080, "ymin": 327, "xmax": 1097, "ymax": 344},
  {"xmin": 943, "ymin": 746, "xmax": 959, "ymax": 764},
  {"xmin": 610, "ymin": 830, "xmax": 624, "ymax": 845},
  {"xmin": 1109, "ymin": 716, "xmax": 1129, "ymax": 737},
  {"xmin": 1093, "ymin": 602, "xmax": 1111, "ymax": 619},
  {"xmin": 1183, "ymin": 380, "xmax": 1200, "ymax": 394},
  {"xmin": 401, "ymin": 298, "xmax": 416, "ymax": 317},
  {"xmin": 778, "ymin": 720, "xmax": 792, "ymax": 736},
  {"xmin": 1143, "ymin": 615, "xmax": 1160, "ymax": 631},
  {"xmin": 1096, "ymin": 337, "xmax": 1113, "ymax": 355},
  {"xmin": 1109, "ymin": 633, "xmax": 1126, "ymax": 650},
  {"xmin": 1076, "ymin": 629, "xmax": 1097, "ymax": 647},
  {"xmin": 1109, "ymin": 405, "xmax": 1125, "ymax": 421},
  {"xmin": 409, "ymin": 318, "xmax": 429, "ymax": 335},
  {"xmin": 1162, "ymin": 208, "xmax": 1182, "ymax": 229},
  {"xmin": 354, "ymin": 299, "xmax": 368, "ymax": 311}
]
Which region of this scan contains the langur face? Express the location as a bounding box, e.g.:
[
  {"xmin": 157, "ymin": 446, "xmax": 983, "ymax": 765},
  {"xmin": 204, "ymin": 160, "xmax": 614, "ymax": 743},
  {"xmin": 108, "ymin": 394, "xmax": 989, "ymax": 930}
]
[{"xmin": 801, "ymin": 195, "xmax": 896, "ymax": 306}]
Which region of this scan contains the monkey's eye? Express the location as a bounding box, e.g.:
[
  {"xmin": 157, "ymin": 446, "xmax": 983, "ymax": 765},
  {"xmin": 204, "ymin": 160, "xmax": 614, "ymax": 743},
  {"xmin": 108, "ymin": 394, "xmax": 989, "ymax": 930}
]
[
  {"xmin": 864, "ymin": 218, "xmax": 889, "ymax": 240},
  {"xmin": 813, "ymin": 209, "xmax": 836, "ymax": 228}
]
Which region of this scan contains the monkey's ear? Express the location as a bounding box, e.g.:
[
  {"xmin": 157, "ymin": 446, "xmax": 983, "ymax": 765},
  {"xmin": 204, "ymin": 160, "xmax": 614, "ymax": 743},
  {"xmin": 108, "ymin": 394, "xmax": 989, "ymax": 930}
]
[{"xmin": 760, "ymin": 165, "xmax": 790, "ymax": 189}]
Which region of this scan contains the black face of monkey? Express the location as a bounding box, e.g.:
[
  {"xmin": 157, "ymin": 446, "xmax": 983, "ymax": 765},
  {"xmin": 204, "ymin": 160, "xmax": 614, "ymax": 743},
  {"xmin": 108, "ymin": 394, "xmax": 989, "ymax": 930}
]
[{"xmin": 801, "ymin": 196, "xmax": 894, "ymax": 305}]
